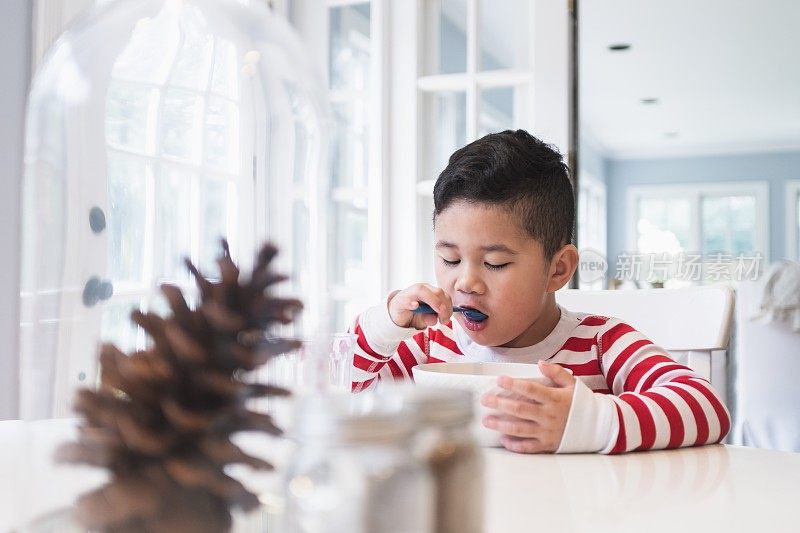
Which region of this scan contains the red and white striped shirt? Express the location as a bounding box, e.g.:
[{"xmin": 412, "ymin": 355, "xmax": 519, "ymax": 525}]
[{"xmin": 350, "ymin": 304, "xmax": 730, "ymax": 454}]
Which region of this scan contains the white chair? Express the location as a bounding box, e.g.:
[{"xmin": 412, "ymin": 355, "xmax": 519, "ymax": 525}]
[
  {"xmin": 733, "ymin": 278, "xmax": 800, "ymax": 452},
  {"xmin": 555, "ymin": 287, "xmax": 735, "ymax": 400}
]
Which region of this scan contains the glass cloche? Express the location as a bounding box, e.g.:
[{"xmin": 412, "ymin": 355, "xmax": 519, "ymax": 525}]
[{"xmin": 19, "ymin": 0, "xmax": 330, "ymax": 419}]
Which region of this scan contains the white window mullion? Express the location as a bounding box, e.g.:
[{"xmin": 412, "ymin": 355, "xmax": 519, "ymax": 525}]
[
  {"xmin": 143, "ymin": 164, "xmax": 156, "ymax": 288},
  {"xmin": 691, "ymin": 190, "xmax": 702, "ymax": 252},
  {"xmin": 467, "ymin": 83, "xmax": 478, "ymax": 142},
  {"xmin": 466, "ymin": 0, "xmax": 478, "ymax": 75},
  {"xmin": 329, "ymin": 286, "xmax": 357, "ymax": 301},
  {"xmin": 190, "ymin": 174, "xmax": 201, "ymax": 268},
  {"xmin": 225, "ymin": 180, "xmax": 238, "ymax": 261},
  {"xmin": 419, "ymin": 70, "xmax": 532, "ymax": 92},
  {"xmin": 466, "ymin": 0, "xmax": 478, "ymax": 142},
  {"xmin": 417, "ymin": 74, "xmax": 471, "ymax": 92},
  {"xmin": 330, "ymin": 89, "xmax": 370, "ymax": 102},
  {"xmin": 332, "ymin": 187, "xmax": 369, "ymax": 205},
  {"xmin": 327, "ymin": 0, "xmax": 367, "ymax": 7},
  {"xmin": 323, "ymin": 0, "xmax": 378, "ymax": 330},
  {"xmin": 786, "ymin": 180, "xmax": 800, "ymax": 260},
  {"xmin": 756, "ymin": 189, "xmax": 771, "ymax": 261},
  {"xmin": 725, "ymin": 196, "xmax": 735, "ymax": 255},
  {"xmin": 475, "ymin": 70, "xmax": 533, "ymax": 87},
  {"xmin": 386, "ymin": 0, "xmax": 419, "ymax": 291},
  {"xmin": 527, "ymin": 0, "xmax": 537, "ymax": 133},
  {"xmin": 368, "ymin": 0, "xmax": 388, "ymax": 298}
]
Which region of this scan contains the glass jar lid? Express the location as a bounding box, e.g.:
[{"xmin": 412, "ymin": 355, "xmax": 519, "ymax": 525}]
[
  {"xmin": 376, "ymin": 384, "xmax": 474, "ymax": 429},
  {"xmin": 291, "ymin": 393, "xmax": 418, "ymax": 445}
]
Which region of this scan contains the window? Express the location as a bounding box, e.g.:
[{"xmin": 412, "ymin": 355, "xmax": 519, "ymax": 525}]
[
  {"xmin": 291, "ymin": 0, "xmax": 568, "ymax": 309},
  {"xmin": 626, "ymin": 182, "xmax": 769, "ymax": 286},
  {"xmin": 787, "ymin": 180, "xmax": 800, "ymax": 261},
  {"xmin": 19, "ymin": 0, "xmax": 324, "ymax": 419},
  {"xmin": 577, "ymin": 173, "xmax": 607, "ymax": 290},
  {"xmin": 94, "ymin": 0, "xmax": 318, "ymax": 353},
  {"xmin": 416, "ymin": 0, "xmax": 534, "ymax": 282},
  {"xmin": 100, "ymin": 11, "xmax": 245, "ymax": 353},
  {"xmin": 325, "ymin": 0, "xmax": 385, "ymax": 331}
]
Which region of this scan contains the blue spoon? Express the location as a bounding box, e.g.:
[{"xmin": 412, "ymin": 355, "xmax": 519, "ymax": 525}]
[{"xmin": 412, "ymin": 303, "xmax": 489, "ymax": 322}]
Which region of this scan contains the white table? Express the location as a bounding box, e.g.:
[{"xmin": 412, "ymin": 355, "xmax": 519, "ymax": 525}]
[
  {"xmin": 483, "ymin": 445, "xmax": 800, "ymax": 533},
  {"xmin": 3, "ymin": 420, "xmax": 799, "ymax": 532}
]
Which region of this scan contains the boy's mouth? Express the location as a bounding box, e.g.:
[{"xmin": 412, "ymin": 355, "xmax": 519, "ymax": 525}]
[
  {"xmin": 459, "ymin": 305, "xmax": 489, "ymax": 331},
  {"xmin": 462, "ymin": 314, "xmax": 488, "ymax": 331}
]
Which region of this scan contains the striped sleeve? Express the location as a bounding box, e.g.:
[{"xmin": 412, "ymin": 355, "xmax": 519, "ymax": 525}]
[
  {"xmin": 348, "ymin": 304, "xmax": 429, "ymax": 393},
  {"xmin": 596, "ymin": 318, "xmax": 731, "ymax": 454}
]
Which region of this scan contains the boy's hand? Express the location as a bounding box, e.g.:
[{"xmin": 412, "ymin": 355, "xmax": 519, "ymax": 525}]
[
  {"xmin": 480, "ymin": 361, "xmax": 576, "ymax": 453},
  {"xmin": 387, "ymin": 284, "xmax": 452, "ymax": 330}
]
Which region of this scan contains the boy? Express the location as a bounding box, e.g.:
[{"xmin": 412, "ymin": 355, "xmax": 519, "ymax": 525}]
[{"xmin": 349, "ymin": 130, "xmax": 730, "ymax": 454}]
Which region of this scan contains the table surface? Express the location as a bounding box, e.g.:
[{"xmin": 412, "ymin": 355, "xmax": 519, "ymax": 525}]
[
  {"xmin": 2, "ymin": 419, "xmax": 799, "ymax": 532},
  {"xmin": 482, "ymin": 444, "xmax": 800, "ymax": 533}
]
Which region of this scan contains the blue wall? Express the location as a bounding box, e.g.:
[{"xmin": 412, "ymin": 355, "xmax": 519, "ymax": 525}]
[{"xmin": 605, "ymin": 151, "xmax": 800, "ymax": 264}]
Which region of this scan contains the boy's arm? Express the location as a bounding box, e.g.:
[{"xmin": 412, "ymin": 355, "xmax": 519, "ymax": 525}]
[
  {"xmin": 580, "ymin": 319, "xmax": 730, "ymax": 454},
  {"xmin": 347, "ymin": 303, "xmax": 429, "ymax": 393}
]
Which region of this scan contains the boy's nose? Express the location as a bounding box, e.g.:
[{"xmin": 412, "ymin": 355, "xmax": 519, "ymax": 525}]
[{"xmin": 455, "ymin": 267, "xmax": 486, "ymax": 294}]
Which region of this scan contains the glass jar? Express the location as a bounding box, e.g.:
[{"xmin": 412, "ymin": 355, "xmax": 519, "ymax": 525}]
[
  {"xmin": 283, "ymin": 394, "xmax": 434, "ymax": 533},
  {"xmin": 394, "ymin": 386, "xmax": 484, "ymax": 533}
]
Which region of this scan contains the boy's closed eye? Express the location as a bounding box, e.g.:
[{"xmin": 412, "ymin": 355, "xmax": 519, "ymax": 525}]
[{"xmin": 439, "ymin": 257, "xmax": 511, "ymax": 270}]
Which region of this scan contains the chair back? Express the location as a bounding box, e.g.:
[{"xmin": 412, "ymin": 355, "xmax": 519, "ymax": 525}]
[{"xmin": 556, "ymin": 287, "xmax": 735, "ymax": 352}]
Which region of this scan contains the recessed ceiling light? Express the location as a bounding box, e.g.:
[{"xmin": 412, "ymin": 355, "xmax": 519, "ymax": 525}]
[
  {"xmin": 608, "ymin": 43, "xmax": 631, "ymax": 51},
  {"xmin": 664, "ymin": 132, "xmax": 679, "ymax": 139},
  {"xmin": 641, "ymin": 98, "xmax": 659, "ymax": 105}
]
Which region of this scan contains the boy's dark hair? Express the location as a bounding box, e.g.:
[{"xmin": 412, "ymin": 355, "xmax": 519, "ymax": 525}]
[{"xmin": 433, "ymin": 129, "xmax": 574, "ymax": 260}]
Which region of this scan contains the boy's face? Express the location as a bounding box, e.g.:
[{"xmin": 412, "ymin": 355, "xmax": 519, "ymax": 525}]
[{"xmin": 434, "ymin": 200, "xmax": 564, "ymax": 348}]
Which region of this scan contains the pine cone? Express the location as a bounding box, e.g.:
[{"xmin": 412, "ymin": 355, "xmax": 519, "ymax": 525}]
[{"xmin": 56, "ymin": 240, "xmax": 302, "ymax": 532}]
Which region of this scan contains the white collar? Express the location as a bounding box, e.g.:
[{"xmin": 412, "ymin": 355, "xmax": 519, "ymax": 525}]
[{"xmin": 452, "ymin": 305, "xmax": 583, "ymax": 363}]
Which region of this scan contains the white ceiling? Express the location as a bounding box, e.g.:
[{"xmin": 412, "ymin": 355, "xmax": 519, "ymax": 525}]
[{"xmin": 580, "ymin": 0, "xmax": 800, "ymax": 159}]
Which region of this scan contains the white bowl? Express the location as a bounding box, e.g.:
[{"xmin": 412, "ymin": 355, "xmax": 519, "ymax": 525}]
[{"xmin": 411, "ymin": 362, "xmax": 555, "ymax": 447}]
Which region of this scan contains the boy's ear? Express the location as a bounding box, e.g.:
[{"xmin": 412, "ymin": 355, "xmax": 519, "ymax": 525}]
[{"xmin": 546, "ymin": 244, "xmax": 579, "ymax": 292}]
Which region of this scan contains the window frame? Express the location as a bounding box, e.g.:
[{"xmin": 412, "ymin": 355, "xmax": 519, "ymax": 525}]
[
  {"xmin": 625, "ymin": 181, "xmax": 770, "ymax": 260},
  {"xmin": 295, "ymin": 0, "xmax": 570, "ymax": 300},
  {"xmin": 321, "ymin": 0, "xmax": 389, "ymax": 331},
  {"xmin": 19, "ymin": 0, "xmax": 319, "ymax": 418},
  {"xmin": 414, "ymin": 0, "xmax": 537, "ymax": 283},
  {"xmin": 786, "ymin": 180, "xmax": 800, "ymax": 261},
  {"xmin": 577, "ymin": 170, "xmax": 607, "ymax": 290},
  {"xmin": 97, "ymin": 24, "xmax": 250, "ymax": 356}
]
